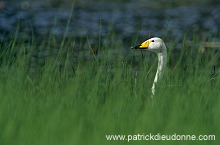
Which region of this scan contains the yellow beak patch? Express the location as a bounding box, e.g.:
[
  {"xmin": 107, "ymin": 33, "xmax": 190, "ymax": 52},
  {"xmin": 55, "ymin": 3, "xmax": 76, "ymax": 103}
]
[{"xmin": 139, "ymin": 40, "xmax": 152, "ymax": 48}]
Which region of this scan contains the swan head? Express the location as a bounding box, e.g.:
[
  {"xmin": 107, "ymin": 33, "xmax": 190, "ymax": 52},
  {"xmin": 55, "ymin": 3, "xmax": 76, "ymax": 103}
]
[{"xmin": 131, "ymin": 37, "xmax": 166, "ymax": 54}]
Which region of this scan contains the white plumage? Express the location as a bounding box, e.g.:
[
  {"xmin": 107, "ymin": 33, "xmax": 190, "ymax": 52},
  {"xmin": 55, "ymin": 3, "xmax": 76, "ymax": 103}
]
[{"xmin": 132, "ymin": 37, "xmax": 167, "ymax": 98}]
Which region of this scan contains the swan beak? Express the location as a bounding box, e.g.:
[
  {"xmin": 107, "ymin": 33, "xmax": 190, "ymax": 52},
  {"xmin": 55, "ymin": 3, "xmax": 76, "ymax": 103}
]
[
  {"xmin": 131, "ymin": 40, "xmax": 152, "ymax": 49},
  {"xmin": 131, "ymin": 45, "xmax": 142, "ymax": 49}
]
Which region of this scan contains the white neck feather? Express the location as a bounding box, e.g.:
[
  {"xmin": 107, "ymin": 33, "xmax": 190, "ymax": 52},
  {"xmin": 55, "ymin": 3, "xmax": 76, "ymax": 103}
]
[
  {"xmin": 151, "ymin": 49, "xmax": 167, "ymax": 97},
  {"xmin": 155, "ymin": 51, "xmax": 167, "ymax": 81}
]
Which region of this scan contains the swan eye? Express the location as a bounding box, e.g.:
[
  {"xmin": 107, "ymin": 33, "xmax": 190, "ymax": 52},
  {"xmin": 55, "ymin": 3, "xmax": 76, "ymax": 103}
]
[{"xmin": 151, "ymin": 40, "xmax": 154, "ymax": 42}]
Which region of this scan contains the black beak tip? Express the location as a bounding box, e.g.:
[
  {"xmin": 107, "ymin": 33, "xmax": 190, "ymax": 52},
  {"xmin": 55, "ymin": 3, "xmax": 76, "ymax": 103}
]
[{"xmin": 131, "ymin": 45, "xmax": 141, "ymax": 49}]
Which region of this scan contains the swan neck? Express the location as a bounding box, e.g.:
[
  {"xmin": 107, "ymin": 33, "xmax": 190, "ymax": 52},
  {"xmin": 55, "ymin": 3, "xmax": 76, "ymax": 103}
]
[{"xmin": 156, "ymin": 51, "xmax": 167, "ymax": 80}]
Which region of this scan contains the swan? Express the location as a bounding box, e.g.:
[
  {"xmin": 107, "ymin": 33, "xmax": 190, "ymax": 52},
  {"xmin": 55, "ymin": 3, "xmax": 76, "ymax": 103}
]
[{"xmin": 131, "ymin": 37, "xmax": 167, "ymax": 98}]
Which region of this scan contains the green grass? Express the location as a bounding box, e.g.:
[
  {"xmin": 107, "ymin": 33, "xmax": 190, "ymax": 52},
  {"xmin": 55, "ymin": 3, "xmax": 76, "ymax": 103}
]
[{"xmin": 0, "ymin": 31, "xmax": 219, "ymax": 145}]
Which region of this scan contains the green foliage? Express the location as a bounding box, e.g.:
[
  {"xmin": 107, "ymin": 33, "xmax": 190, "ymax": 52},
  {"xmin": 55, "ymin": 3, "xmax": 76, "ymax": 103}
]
[{"xmin": 0, "ymin": 31, "xmax": 219, "ymax": 145}]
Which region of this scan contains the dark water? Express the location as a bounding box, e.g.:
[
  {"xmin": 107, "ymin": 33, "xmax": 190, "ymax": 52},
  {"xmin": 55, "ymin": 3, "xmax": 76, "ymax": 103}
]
[
  {"xmin": 0, "ymin": 2, "xmax": 220, "ymax": 42},
  {"xmin": 0, "ymin": 1, "xmax": 219, "ymax": 75}
]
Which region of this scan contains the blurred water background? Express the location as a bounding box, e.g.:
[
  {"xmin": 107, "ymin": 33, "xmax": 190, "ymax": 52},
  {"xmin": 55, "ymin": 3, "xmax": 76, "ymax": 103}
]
[
  {"xmin": 0, "ymin": 0, "xmax": 220, "ymax": 42},
  {"xmin": 0, "ymin": 0, "xmax": 220, "ymax": 73}
]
